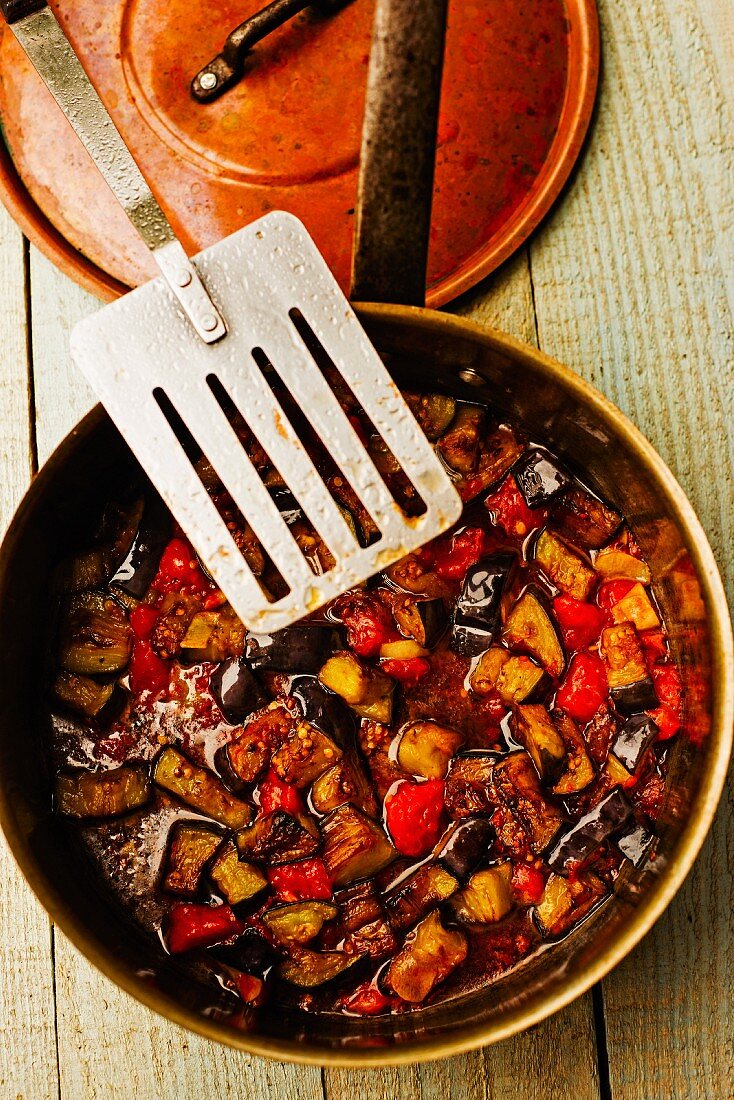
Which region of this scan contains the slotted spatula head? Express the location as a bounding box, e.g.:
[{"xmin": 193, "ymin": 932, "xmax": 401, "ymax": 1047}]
[{"xmin": 70, "ymin": 212, "xmax": 462, "ymax": 631}]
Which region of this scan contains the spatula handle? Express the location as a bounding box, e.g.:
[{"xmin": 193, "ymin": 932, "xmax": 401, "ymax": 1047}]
[{"xmin": 0, "ymin": 0, "xmax": 226, "ymax": 344}]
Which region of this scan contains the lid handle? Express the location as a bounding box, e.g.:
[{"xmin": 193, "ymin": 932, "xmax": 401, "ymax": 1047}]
[{"xmin": 350, "ymin": 0, "xmax": 448, "ymax": 307}]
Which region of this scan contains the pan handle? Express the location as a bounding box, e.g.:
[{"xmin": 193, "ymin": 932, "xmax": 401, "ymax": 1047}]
[
  {"xmin": 350, "ymin": 0, "xmax": 448, "ymax": 308},
  {"xmin": 0, "ymin": 0, "xmax": 226, "ymax": 344}
]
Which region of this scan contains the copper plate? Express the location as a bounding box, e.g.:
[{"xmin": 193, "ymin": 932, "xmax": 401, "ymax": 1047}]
[{"xmin": 0, "ymin": 0, "xmax": 598, "ymax": 304}]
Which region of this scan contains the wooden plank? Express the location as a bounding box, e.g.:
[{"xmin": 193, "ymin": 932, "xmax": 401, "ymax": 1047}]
[
  {"xmin": 527, "ymin": 0, "xmax": 734, "ymax": 1096},
  {"xmin": 29, "ymin": 247, "xmax": 323, "ymax": 1100},
  {"xmin": 0, "ymin": 212, "xmax": 60, "ymax": 1100}
]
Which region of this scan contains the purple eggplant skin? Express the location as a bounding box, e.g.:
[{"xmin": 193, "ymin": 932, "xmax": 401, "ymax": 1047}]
[
  {"xmin": 268, "ymin": 485, "xmax": 303, "ymax": 527},
  {"xmin": 451, "ymin": 552, "xmax": 514, "ymax": 656},
  {"xmin": 513, "ymin": 448, "xmax": 572, "ymax": 508},
  {"xmin": 435, "ymin": 817, "xmax": 495, "ymax": 882},
  {"xmin": 289, "ymin": 675, "xmax": 356, "ymax": 745},
  {"xmin": 110, "ymin": 495, "xmax": 171, "ymax": 598},
  {"xmin": 450, "ymin": 619, "xmax": 495, "ymax": 658},
  {"xmin": 612, "ymin": 713, "xmax": 660, "ymax": 771},
  {"xmin": 209, "ymin": 658, "xmax": 268, "ymax": 724},
  {"xmin": 416, "ymin": 599, "xmax": 450, "ymax": 648},
  {"xmin": 610, "ymin": 678, "xmax": 658, "ymax": 717},
  {"xmin": 546, "ymin": 789, "xmax": 633, "ymax": 874},
  {"xmin": 615, "ymin": 820, "xmax": 657, "ymax": 867},
  {"xmin": 210, "ymin": 929, "xmax": 281, "ymax": 976},
  {"xmin": 245, "ymin": 625, "xmax": 337, "ymax": 674}
]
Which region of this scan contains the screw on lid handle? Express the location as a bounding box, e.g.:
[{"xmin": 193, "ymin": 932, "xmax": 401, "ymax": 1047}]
[{"xmin": 350, "ymin": 0, "xmax": 448, "ymax": 308}]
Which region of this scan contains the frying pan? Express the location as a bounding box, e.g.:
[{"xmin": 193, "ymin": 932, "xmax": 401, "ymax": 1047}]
[{"xmin": 0, "ymin": 0, "xmax": 731, "ymax": 1067}]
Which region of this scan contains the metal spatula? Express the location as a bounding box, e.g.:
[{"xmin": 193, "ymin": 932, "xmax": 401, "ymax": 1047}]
[{"xmin": 3, "ymin": 0, "xmax": 461, "ymax": 632}]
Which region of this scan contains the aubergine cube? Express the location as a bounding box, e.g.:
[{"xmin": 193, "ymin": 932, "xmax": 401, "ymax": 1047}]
[
  {"xmin": 52, "ymin": 671, "xmax": 127, "ymax": 725},
  {"xmin": 262, "ymin": 901, "xmax": 339, "ymax": 947},
  {"xmin": 612, "ymin": 713, "xmax": 660, "ymax": 771},
  {"xmin": 209, "ymin": 839, "xmax": 267, "ymax": 906},
  {"xmin": 290, "ymin": 675, "xmax": 356, "ymax": 743},
  {"xmin": 245, "ymin": 625, "xmax": 335, "ymax": 673},
  {"xmin": 392, "ymin": 597, "xmax": 449, "ymax": 648},
  {"xmin": 547, "ymin": 789, "xmax": 633, "ymax": 874},
  {"xmin": 59, "ymin": 591, "xmax": 132, "ymax": 676},
  {"xmin": 386, "ymin": 911, "xmax": 468, "ymax": 1003},
  {"xmin": 513, "ymin": 448, "xmax": 571, "ymax": 508},
  {"xmin": 336, "ymin": 879, "xmax": 384, "ymax": 932},
  {"xmin": 444, "ymin": 751, "xmax": 500, "ymax": 819},
  {"xmin": 235, "ymin": 811, "xmax": 319, "ymax": 865},
  {"xmin": 601, "ymin": 623, "xmax": 657, "ymax": 716},
  {"xmin": 270, "ymin": 722, "xmax": 342, "ymax": 788},
  {"xmin": 161, "ymin": 822, "xmax": 224, "ymax": 897},
  {"xmin": 552, "ymin": 486, "xmax": 622, "ymax": 551},
  {"xmin": 321, "ymin": 805, "xmax": 395, "ymax": 886},
  {"xmin": 552, "ymin": 712, "xmax": 596, "ymax": 795},
  {"xmin": 179, "ymin": 607, "xmax": 246, "ymax": 664},
  {"xmin": 615, "ymin": 820, "xmax": 657, "ymax": 867},
  {"xmin": 435, "ymin": 817, "xmax": 495, "ymax": 881},
  {"xmin": 211, "ymin": 928, "xmax": 281, "ymax": 976},
  {"xmin": 454, "ymin": 553, "xmax": 515, "ymax": 632},
  {"xmin": 219, "ymin": 702, "xmax": 296, "ymax": 786},
  {"xmin": 209, "ymin": 657, "xmax": 268, "ymax": 725},
  {"xmin": 396, "ymin": 720, "xmax": 464, "ymax": 780},
  {"xmin": 110, "ymin": 494, "xmax": 170, "ymax": 598},
  {"xmin": 503, "ymin": 588, "xmax": 565, "ymax": 679},
  {"xmin": 449, "ymin": 863, "xmax": 514, "ymax": 925},
  {"xmin": 153, "ymin": 747, "xmax": 253, "ymax": 829},
  {"xmin": 384, "ymin": 863, "xmax": 459, "ymax": 931},
  {"xmin": 450, "ymin": 620, "xmax": 495, "ymax": 657},
  {"xmin": 492, "ymin": 752, "xmax": 565, "ymax": 853},
  {"xmin": 56, "ymin": 764, "xmax": 151, "ymax": 819},
  {"xmin": 511, "ymin": 705, "xmax": 567, "ymax": 786},
  {"xmin": 610, "ymin": 679, "xmax": 659, "ymax": 717},
  {"xmin": 277, "ymin": 947, "xmax": 364, "ymax": 989}
]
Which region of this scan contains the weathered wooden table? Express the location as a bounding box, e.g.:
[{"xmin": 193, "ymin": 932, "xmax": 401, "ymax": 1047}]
[{"xmin": 0, "ymin": 0, "xmax": 731, "ymax": 1096}]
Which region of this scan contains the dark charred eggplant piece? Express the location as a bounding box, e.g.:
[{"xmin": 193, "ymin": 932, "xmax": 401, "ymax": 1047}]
[
  {"xmin": 552, "ymin": 486, "xmax": 622, "ymax": 550},
  {"xmin": 209, "ymin": 839, "xmax": 267, "ymax": 906},
  {"xmin": 335, "ymin": 879, "xmax": 398, "ymax": 959},
  {"xmin": 404, "ymin": 391, "xmax": 457, "ymax": 440},
  {"xmin": 245, "ymin": 625, "xmax": 336, "ymax": 674},
  {"xmin": 153, "ymin": 747, "xmax": 252, "ymax": 829},
  {"xmin": 435, "ymin": 817, "xmax": 495, "ymax": 881},
  {"xmin": 503, "ymin": 588, "xmax": 565, "ymax": 679},
  {"xmin": 262, "ymin": 901, "xmax": 339, "ymax": 947},
  {"xmin": 384, "ymin": 864, "xmax": 459, "ymax": 930},
  {"xmin": 161, "ymin": 822, "xmax": 224, "ymax": 897},
  {"xmin": 110, "ymin": 494, "xmax": 170, "ymax": 598},
  {"xmin": 271, "ymin": 722, "xmax": 342, "ymax": 788},
  {"xmin": 211, "ymin": 928, "xmax": 281, "ymax": 977},
  {"xmin": 386, "ymin": 911, "xmax": 468, "ymax": 1003},
  {"xmin": 601, "ymin": 623, "xmax": 658, "ymax": 715},
  {"xmin": 455, "ymin": 425, "xmax": 524, "ymax": 501},
  {"xmin": 321, "ymin": 805, "xmax": 395, "ymax": 886},
  {"xmin": 552, "ymin": 712, "xmax": 596, "ymax": 795},
  {"xmin": 59, "ymin": 591, "xmax": 131, "ymax": 676},
  {"xmin": 511, "ymin": 705, "xmax": 567, "ymax": 786},
  {"xmin": 319, "ymin": 652, "xmax": 394, "ymax": 724},
  {"xmin": 585, "ymin": 704, "xmax": 619, "ymax": 765},
  {"xmin": 396, "ymin": 720, "xmax": 464, "ymax": 780},
  {"xmin": 179, "ymin": 607, "xmax": 246, "ymax": 664},
  {"xmin": 546, "ymin": 789, "xmax": 633, "ymax": 873},
  {"xmin": 56, "ymin": 764, "xmax": 151, "ymax": 819},
  {"xmin": 615, "ymin": 819, "xmax": 657, "ymax": 867},
  {"xmin": 392, "ymin": 597, "xmax": 448, "ymax": 648},
  {"xmin": 514, "ymin": 448, "xmax": 571, "ymax": 508},
  {"xmin": 451, "ymin": 553, "xmax": 515, "ymax": 657},
  {"xmin": 534, "ymin": 529, "xmax": 596, "ymax": 601},
  {"xmin": 612, "ymin": 713, "xmax": 660, "ymax": 771},
  {"xmin": 449, "ymin": 863, "xmax": 513, "ymax": 925},
  {"xmin": 52, "ymin": 671, "xmax": 127, "ymax": 724},
  {"xmin": 209, "ymin": 657, "xmax": 268, "ymax": 725},
  {"xmin": 235, "ymin": 811, "xmax": 319, "ymax": 865},
  {"xmin": 437, "ymin": 404, "xmax": 485, "ymax": 474},
  {"xmin": 290, "ymin": 675, "xmax": 356, "ymax": 743},
  {"xmin": 278, "ymin": 947, "xmax": 364, "ymax": 989},
  {"xmin": 444, "ymin": 751, "xmax": 500, "ymax": 819},
  {"xmin": 492, "ymin": 752, "xmax": 565, "ymax": 853},
  {"xmin": 218, "ymin": 702, "xmax": 296, "ymax": 786},
  {"xmin": 357, "ymin": 720, "xmax": 404, "ymax": 800},
  {"xmin": 451, "ymin": 620, "xmax": 495, "ymax": 658},
  {"xmin": 268, "ymin": 484, "xmax": 303, "ymax": 526}
]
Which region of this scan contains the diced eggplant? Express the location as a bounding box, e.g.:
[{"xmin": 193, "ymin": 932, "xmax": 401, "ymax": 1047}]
[
  {"xmin": 600, "ymin": 623, "xmax": 657, "ymax": 715},
  {"xmin": 268, "ymin": 484, "xmax": 302, "ymax": 526},
  {"xmin": 321, "ymin": 805, "xmax": 395, "ymax": 885},
  {"xmin": 328, "ymin": 475, "xmax": 380, "ymax": 545},
  {"xmin": 450, "ymin": 620, "xmax": 495, "ymax": 658},
  {"xmin": 503, "ymin": 588, "xmax": 565, "ymax": 678},
  {"xmin": 262, "ymin": 901, "xmax": 339, "ymax": 946},
  {"xmin": 235, "ymin": 811, "xmax": 319, "ymax": 865},
  {"xmin": 385, "ymin": 553, "xmax": 452, "ymax": 598},
  {"xmin": 605, "ymin": 752, "xmax": 634, "ymax": 789},
  {"xmin": 612, "ymin": 713, "xmax": 659, "ymax": 772},
  {"xmin": 349, "ymin": 917, "xmax": 399, "ymax": 959},
  {"xmin": 209, "ymin": 657, "xmax": 267, "ymax": 725},
  {"xmin": 451, "ymin": 553, "xmax": 515, "ymax": 655},
  {"xmin": 535, "ymin": 873, "xmax": 574, "ymax": 935},
  {"xmin": 546, "ymin": 789, "xmax": 633, "ymax": 873},
  {"xmin": 318, "ymin": 652, "xmax": 394, "ymax": 724},
  {"xmin": 310, "ymin": 754, "xmax": 377, "ymax": 817},
  {"xmin": 552, "ymin": 712, "xmax": 596, "ymax": 795},
  {"xmin": 245, "ymin": 625, "xmax": 336, "ymax": 674},
  {"xmin": 585, "ymin": 704, "xmax": 619, "ymax": 766},
  {"xmin": 58, "ymin": 546, "xmax": 113, "ymax": 594},
  {"xmin": 437, "ymin": 404, "xmax": 485, "ymax": 474},
  {"xmin": 391, "ymin": 597, "xmax": 448, "ymax": 648},
  {"xmin": 179, "ymin": 607, "xmax": 247, "ymax": 664},
  {"xmin": 56, "ymin": 764, "xmax": 151, "ymax": 819},
  {"xmin": 59, "ymin": 591, "xmax": 131, "ymax": 676},
  {"xmin": 611, "ymin": 583, "xmax": 660, "ymax": 631},
  {"xmin": 513, "ymin": 448, "xmax": 571, "ymax": 508},
  {"xmin": 209, "ymin": 839, "xmax": 267, "ymax": 906},
  {"xmin": 435, "ymin": 817, "xmax": 495, "ymax": 881},
  {"xmin": 336, "ymin": 880, "xmax": 384, "ymax": 933},
  {"xmin": 277, "ymin": 947, "xmax": 363, "ymax": 989},
  {"xmin": 534, "ymin": 529, "xmax": 596, "ymax": 601},
  {"xmin": 615, "ymin": 819, "xmax": 657, "ymax": 867},
  {"xmin": 211, "ymin": 928, "xmax": 281, "ymax": 976},
  {"xmin": 404, "ymin": 391, "xmax": 457, "ymax": 440},
  {"xmin": 450, "ymin": 863, "xmax": 513, "ymax": 925},
  {"xmin": 470, "ymin": 648, "xmax": 548, "ymax": 706},
  {"xmin": 386, "ymin": 910, "xmax": 468, "ymax": 1003},
  {"xmin": 552, "ymin": 486, "xmax": 622, "ymax": 550},
  {"xmin": 161, "ymin": 822, "xmax": 224, "ymax": 897},
  {"xmin": 110, "ymin": 494, "xmax": 171, "ymax": 598},
  {"xmin": 153, "ymin": 747, "xmax": 252, "ymax": 828},
  {"xmin": 219, "ymin": 702, "xmax": 296, "ymax": 785},
  {"xmin": 52, "ymin": 671, "xmax": 125, "ymax": 724},
  {"xmin": 150, "ymin": 591, "xmax": 201, "ymax": 660},
  {"xmin": 290, "ymin": 675, "xmax": 356, "ymax": 743},
  {"xmin": 385, "ymin": 863, "xmax": 459, "ymax": 931},
  {"xmin": 492, "ymin": 752, "xmax": 565, "ymax": 853},
  {"xmin": 455, "ymin": 425, "xmax": 524, "ymax": 501},
  {"xmin": 444, "ymin": 751, "xmax": 499, "ymax": 819},
  {"xmin": 271, "ymin": 722, "xmax": 342, "ymax": 788},
  {"xmin": 594, "ymin": 549, "xmax": 651, "ymax": 584},
  {"xmin": 395, "ymin": 720, "xmax": 464, "ymax": 780},
  {"xmin": 358, "ymin": 720, "xmax": 404, "ymax": 800},
  {"xmin": 511, "ymin": 705, "xmax": 567, "ymax": 785}
]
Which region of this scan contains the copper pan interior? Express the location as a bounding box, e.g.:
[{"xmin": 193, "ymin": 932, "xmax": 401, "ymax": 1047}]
[{"xmin": 0, "ymin": 305, "xmax": 730, "ymax": 1066}]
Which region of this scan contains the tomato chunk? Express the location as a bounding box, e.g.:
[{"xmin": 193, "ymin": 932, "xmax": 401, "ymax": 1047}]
[
  {"xmin": 153, "ymin": 537, "xmax": 209, "ymax": 594},
  {"xmin": 511, "ymin": 862, "xmax": 546, "ymax": 905},
  {"xmin": 335, "ymin": 592, "xmax": 399, "ymax": 658},
  {"xmin": 596, "ymin": 579, "xmax": 635, "ymax": 615},
  {"xmin": 648, "ymin": 664, "xmax": 682, "ymax": 739},
  {"xmin": 552, "ymin": 595, "xmax": 606, "ymax": 651},
  {"xmin": 129, "ymin": 638, "xmax": 170, "ymax": 697},
  {"xmin": 432, "ymin": 526, "xmax": 488, "ymax": 581},
  {"xmin": 167, "ymin": 903, "xmax": 244, "ymax": 954},
  {"xmin": 485, "ymin": 476, "xmax": 548, "ymax": 541},
  {"xmin": 380, "ymin": 656, "xmax": 431, "ymax": 687},
  {"xmin": 341, "ymin": 983, "xmax": 397, "ymax": 1016},
  {"xmin": 384, "ymin": 779, "xmax": 446, "ymax": 858},
  {"xmin": 268, "ymin": 858, "xmax": 333, "ymax": 902},
  {"xmin": 257, "ymin": 769, "xmax": 304, "ymax": 817},
  {"xmin": 555, "ymin": 652, "xmax": 608, "ymax": 723}
]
